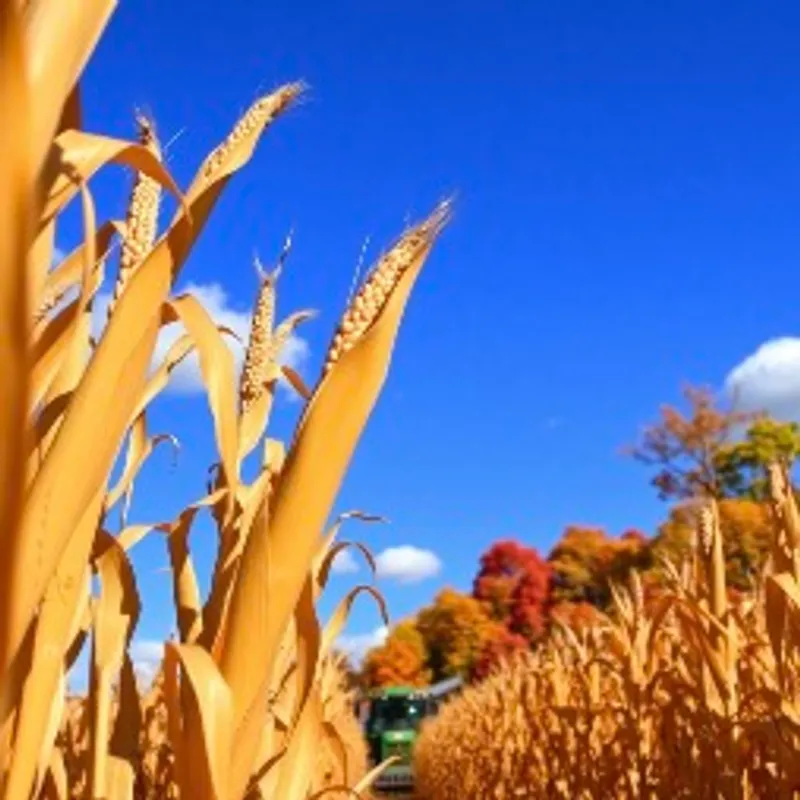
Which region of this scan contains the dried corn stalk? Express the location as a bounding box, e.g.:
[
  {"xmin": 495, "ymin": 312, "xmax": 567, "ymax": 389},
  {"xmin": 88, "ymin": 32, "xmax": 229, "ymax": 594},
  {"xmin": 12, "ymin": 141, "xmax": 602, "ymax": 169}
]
[
  {"xmin": 0, "ymin": 3, "xmax": 447, "ymax": 799},
  {"xmin": 415, "ymin": 501, "xmax": 800, "ymax": 800}
]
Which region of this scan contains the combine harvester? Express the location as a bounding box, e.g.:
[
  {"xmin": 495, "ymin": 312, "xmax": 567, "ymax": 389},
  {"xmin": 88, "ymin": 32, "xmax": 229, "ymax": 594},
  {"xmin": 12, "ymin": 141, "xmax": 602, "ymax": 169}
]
[{"xmin": 361, "ymin": 676, "xmax": 464, "ymax": 793}]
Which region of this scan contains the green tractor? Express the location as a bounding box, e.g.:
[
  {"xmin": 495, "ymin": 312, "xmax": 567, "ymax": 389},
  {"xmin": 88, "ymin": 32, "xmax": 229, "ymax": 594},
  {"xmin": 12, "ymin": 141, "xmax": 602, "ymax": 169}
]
[{"xmin": 362, "ymin": 677, "xmax": 463, "ymax": 792}]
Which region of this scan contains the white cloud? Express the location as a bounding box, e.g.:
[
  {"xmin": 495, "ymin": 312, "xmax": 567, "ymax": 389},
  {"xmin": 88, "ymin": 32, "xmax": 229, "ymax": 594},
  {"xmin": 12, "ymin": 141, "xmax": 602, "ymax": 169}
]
[
  {"xmin": 130, "ymin": 639, "xmax": 164, "ymax": 687},
  {"xmin": 337, "ymin": 625, "xmax": 389, "ymax": 665},
  {"xmin": 375, "ymin": 545, "xmax": 442, "ymax": 584},
  {"xmin": 330, "ymin": 549, "xmax": 360, "ymax": 574},
  {"xmin": 725, "ymin": 337, "xmax": 800, "ymax": 420},
  {"xmin": 90, "ymin": 282, "xmax": 309, "ymax": 396}
]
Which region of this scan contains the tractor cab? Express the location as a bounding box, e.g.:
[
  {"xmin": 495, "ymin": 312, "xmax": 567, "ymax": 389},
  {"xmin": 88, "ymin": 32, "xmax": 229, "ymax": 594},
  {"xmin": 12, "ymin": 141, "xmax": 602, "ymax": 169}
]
[{"xmin": 364, "ymin": 678, "xmax": 463, "ymax": 791}]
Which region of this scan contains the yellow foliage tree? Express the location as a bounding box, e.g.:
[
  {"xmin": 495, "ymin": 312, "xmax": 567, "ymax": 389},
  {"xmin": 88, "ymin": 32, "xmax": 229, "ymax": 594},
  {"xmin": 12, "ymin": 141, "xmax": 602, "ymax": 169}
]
[
  {"xmin": 416, "ymin": 588, "xmax": 497, "ymax": 681},
  {"xmin": 650, "ymin": 497, "xmax": 773, "ymax": 589}
]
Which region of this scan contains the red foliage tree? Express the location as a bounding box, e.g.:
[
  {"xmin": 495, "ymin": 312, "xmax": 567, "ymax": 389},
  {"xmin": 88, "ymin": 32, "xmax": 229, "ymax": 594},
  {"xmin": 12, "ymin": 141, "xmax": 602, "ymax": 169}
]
[{"xmin": 472, "ymin": 539, "xmax": 552, "ymax": 642}]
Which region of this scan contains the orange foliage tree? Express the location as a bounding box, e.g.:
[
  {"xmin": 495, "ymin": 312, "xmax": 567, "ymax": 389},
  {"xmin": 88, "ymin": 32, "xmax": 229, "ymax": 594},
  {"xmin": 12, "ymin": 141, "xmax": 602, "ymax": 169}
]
[
  {"xmin": 361, "ymin": 619, "xmax": 431, "ymax": 688},
  {"xmin": 471, "ymin": 624, "xmax": 529, "ymax": 681},
  {"xmin": 547, "ymin": 525, "xmax": 650, "ymax": 610}
]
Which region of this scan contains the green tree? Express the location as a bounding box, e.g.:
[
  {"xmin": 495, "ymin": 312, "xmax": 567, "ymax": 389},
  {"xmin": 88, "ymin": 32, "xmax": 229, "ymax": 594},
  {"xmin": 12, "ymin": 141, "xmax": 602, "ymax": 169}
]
[{"xmin": 714, "ymin": 417, "xmax": 800, "ymax": 500}]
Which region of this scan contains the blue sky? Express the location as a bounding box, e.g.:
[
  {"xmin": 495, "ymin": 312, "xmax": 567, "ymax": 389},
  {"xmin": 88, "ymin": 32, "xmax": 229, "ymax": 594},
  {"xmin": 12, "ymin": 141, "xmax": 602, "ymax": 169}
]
[{"xmin": 64, "ymin": 0, "xmax": 800, "ymax": 677}]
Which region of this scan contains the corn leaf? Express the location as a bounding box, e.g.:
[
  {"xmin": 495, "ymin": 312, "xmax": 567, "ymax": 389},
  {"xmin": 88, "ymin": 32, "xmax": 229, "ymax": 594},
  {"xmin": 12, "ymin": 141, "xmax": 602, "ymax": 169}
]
[
  {"xmin": 271, "ymin": 686, "xmax": 324, "ymax": 800},
  {"xmin": 23, "ymin": 0, "xmax": 116, "ymax": 176},
  {"xmin": 88, "ymin": 531, "xmax": 140, "ymax": 798},
  {"xmin": 164, "ymin": 294, "xmax": 240, "ymax": 520},
  {"xmin": 34, "ymin": 219, "xmax": 124, "ymax": 327},
  {"xmin": 106, "ymin": 654, "xmax": 142, "ymax": 800},
  {"xmin": 41, "ymin": 129, "xmax": 181, "ymax": 225},
  {"xmin": 163, "ymin": 507, "xmax": 205, "ymax": 644},
  {"xmin": 0, "ymin": 0, "xmax": 33, "ymax": 688},
  {"xmin": 168, "ymin": 642, "xmax": 234, "ymax": 800}
]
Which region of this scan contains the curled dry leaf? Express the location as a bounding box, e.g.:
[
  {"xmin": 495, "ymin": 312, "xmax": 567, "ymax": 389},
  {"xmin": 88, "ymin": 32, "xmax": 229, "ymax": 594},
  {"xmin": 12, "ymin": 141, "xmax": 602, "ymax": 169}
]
[
  {"xmin": 320, "ymin": 586, "xmax": 388, "ymax": 663},
  {"xmin": 166, "ymin": 642, "xmax": 234, "ymax": 800},
  {"xmin": 315, "ymin": 541, "xmax": 378, "ymax": 601},
  {"xmin": 41, "ymin": 130, "xmax": 182, "ymax": 227}
]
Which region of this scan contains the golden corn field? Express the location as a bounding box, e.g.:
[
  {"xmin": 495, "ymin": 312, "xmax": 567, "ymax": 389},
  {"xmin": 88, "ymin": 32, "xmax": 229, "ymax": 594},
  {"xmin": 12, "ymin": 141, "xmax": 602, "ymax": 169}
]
[
  {"xmin": 5, "ymin": 3, "xmax": 800, "ymax": 800},
  {"xmin": 413, "ymin": 468, "xmax": 800, "ymax": 799},
  {"xmin": 0, "ymin": 0, "xmax": 448, "ymax": 797}
]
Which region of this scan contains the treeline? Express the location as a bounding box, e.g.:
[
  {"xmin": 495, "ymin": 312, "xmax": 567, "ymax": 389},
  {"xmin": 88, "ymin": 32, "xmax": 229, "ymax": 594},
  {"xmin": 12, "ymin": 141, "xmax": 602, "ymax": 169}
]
[{"xmin": 355, "ymin": 385, "xmax": 800, "ymax": 688}]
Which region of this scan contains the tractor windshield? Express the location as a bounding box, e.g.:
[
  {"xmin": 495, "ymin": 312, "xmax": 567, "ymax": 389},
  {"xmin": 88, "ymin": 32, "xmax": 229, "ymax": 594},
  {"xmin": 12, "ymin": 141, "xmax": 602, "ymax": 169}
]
[{"xmin": 366, "ymin": 696, "xmax": 427, "ymax": 735}]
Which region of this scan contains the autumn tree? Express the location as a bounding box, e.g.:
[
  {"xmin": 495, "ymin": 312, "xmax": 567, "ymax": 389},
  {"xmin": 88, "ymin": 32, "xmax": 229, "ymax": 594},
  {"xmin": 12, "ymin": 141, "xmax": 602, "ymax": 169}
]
[
  {"xmin": 549, "ymin": 600, "xmax": 603, "ymax": 633},
  {"xmin": 626, "ymin": 384, "xmax": 755, "ymax": 501},
  {"xmin": 471, "ymin": 624, "xmax": 529, "ymax": 682},
  {"xmin": 361, "ymin": 618, "xmax": 431, "ymax": 689},
  {"xmin": 648, "ymin": 498, "xmax": 773, "ymax": 590},
  {"xmin": 605, "ymin": 529, "xmax": 652, "ymax": 587},
  {"xmin": 472, "ymin": 539, "xmax": 552, "ymax": 642},
  {"xmin": 547, "ymin": 526, "xmax": 650, "ymax": 610},
  {"xmin": 416, "ymin": 588, "xmax": 497, "ymax": 682},
  {"xmin": 627, "ymin": 384, "xmax": 800, "ymax": 502},
  {"xmin": 714, "ymin": 417, "xmax": 800, "ymax": 500}
]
